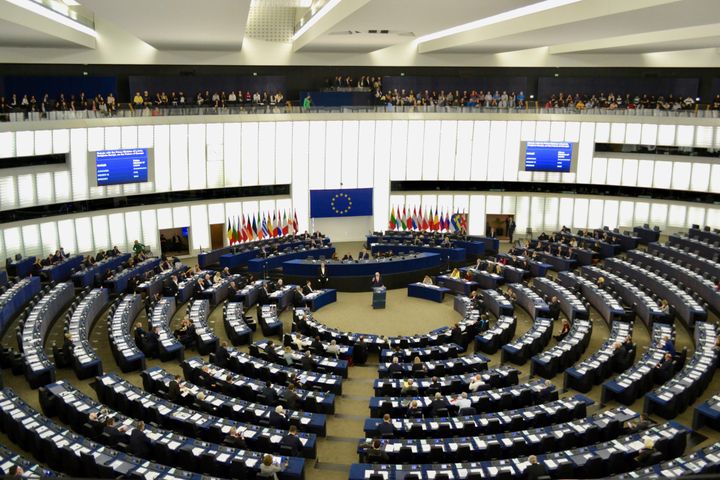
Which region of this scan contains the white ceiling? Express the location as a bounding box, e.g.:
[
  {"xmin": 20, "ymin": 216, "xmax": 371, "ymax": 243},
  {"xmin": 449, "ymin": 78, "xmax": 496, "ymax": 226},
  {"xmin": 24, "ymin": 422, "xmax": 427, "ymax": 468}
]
[
  {"xmin": 0, "ymin": 0, "xmax": 718, "ymax": 66},
  {"xmin": 80, "ymin": 0, "xmax": 252, "ymax": 50}
]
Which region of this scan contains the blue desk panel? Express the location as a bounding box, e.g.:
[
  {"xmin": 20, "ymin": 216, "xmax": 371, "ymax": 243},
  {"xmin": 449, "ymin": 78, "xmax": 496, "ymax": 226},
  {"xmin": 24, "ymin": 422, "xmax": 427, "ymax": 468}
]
[
  {"xmin": 248, "ymin": 247, "xmax": 336, "ymax": 273},
  {"xmin": 72, "ymin": 254, "xmax": 131, "ymax": 287},
  {"xmin": 371, "ymin": 243, "xmax": 465, "ymax": 263},
  {"xmin": 8, "ymin": 256, "xmax": 35, "ymax": 278},
  {"xmin": 407, "ymin": 283, "xmax": 450, "ymax": 302},
  {"xmin": 282, "ymin": 253, "xmax": 442, "ymax": 277},
  {"xmin": 219, "ymin": 249, "xmax": 260, "ymax": 269},
  {"xmin": 42, "ymin": 255, "xmax": 84, "ymax": 282}
]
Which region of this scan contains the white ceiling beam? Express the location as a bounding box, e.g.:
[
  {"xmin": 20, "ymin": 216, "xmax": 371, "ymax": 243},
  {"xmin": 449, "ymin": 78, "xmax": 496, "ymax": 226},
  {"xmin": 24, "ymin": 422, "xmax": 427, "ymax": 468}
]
[
  {"xmin": 292, "ymin": 0, "xmax": 372, "ymax": 52},
  {"xmin": 417, "ymin": 0, "xmax": 680, "ymax": 54},
  {"xmin": 549, "ymin": 22, "xmax": 720, "ymax": 54},
  {"xmin": 0, "ymin": 0, "xmax": 96, "ymax": 48}
]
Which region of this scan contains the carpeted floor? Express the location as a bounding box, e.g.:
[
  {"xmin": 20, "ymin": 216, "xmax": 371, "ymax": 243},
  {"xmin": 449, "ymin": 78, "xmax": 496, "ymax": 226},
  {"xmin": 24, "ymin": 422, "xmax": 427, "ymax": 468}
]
[{"xmin": 0, "ymin": 238, "xmax": 718, "ymax": 480}]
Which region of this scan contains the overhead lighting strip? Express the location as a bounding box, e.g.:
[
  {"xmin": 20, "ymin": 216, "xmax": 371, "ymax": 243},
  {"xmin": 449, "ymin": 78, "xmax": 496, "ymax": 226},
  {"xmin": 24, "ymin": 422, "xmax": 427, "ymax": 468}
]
[
  {"xmin": 416, "ymin": 0, "xmax": 581, "ymax": 44},
  {"xmin": 292, "ymin": 0, "xmax": 341, "ymax": 41}
]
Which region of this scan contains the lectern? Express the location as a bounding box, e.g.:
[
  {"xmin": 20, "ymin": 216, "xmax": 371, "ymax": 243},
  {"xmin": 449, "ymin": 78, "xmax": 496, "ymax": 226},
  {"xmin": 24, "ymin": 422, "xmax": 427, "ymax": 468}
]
[{"xmin": 372, "ymin": 286, "xmax": 387, "ymax": 309}]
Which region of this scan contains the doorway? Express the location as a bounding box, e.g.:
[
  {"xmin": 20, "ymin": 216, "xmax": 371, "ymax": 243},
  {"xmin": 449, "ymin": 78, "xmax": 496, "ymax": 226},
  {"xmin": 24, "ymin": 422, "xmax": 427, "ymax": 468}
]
[{"xmin": 210, "ymin": 223, "xmax": 225, "ymax": 250}]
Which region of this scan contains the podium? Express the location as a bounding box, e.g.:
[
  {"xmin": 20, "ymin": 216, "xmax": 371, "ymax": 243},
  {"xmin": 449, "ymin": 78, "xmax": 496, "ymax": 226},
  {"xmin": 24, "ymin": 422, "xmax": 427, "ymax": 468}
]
[{"xmin": 372, "ymin": 287, "xmax": 387, "ymax": 309}]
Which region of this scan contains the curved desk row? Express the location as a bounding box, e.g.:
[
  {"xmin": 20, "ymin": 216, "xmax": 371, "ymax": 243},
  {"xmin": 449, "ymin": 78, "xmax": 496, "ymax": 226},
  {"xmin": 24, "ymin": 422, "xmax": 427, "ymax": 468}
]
[
  {"xmin": 370, "ymin": 243, "xmax": 465, "ymax": 263},
  {"xmin": 248, "ymin": 247, "xmax": 335, "ymax": 273},
  {"xmin": 283, "ymin": 253, "xmax": 442, "ymax": 291}
]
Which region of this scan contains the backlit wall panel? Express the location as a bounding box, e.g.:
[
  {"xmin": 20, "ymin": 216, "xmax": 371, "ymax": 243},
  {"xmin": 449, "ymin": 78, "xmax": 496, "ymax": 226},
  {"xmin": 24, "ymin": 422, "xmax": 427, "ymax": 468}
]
[
  {"xmin": 357, "ymin": 121, "xmax": 375, "ymax": 188},
  {"xmin": 291, "ymin": 121, "xmax": 310, "ymax": 233},
  {"xmin": 258, "ymin": 122, "xmax": 276, "ymax": 186},
  {"xmin": 241, "ymin": 122, "xmax": 259, "ymax": 187},
  {"xmin": 438, "ymin": 121, "xmax": 457, "ymax": 181},
  {"xmin": 372, "ymin": 120, "xmax": 392, "ymax": 232},
  {"xmin": 389, "ymin": 120, "xmax": 408, "ymax": 181},
  {"xmin": 275, "ymin": 122, "xmax": 293, "ymax": 185},
  {"xmin": 454, "ymin": 121, "xmax": 473, "ymax": 181},
  {"xmin": 308, "ymin": 121, "xmax": 326, "ymax": 190},
  {"xmin": 421, "ymin": 120, "xmax": 441, "ymax": 181},
  {"xmin": 324, "ymin": 121, "xmax": 342, "ymax": 188},
  {"xmin": 188, "ymin": 124, "xmax": 207, "ymax": 190},
  {"xmin": 470, "ymin": 121, "xmax": 490, "ymax": 181},
  {"xmin": 341, "ymin": 120, "xmax": 359, "ymax": 188},
  {"xmin": 405, "ymin": 121, "xmax": 424, "ymax": 181},
  {"xmin": 487, "ymin": 121, "xmax": 506, "ymax": 182}
]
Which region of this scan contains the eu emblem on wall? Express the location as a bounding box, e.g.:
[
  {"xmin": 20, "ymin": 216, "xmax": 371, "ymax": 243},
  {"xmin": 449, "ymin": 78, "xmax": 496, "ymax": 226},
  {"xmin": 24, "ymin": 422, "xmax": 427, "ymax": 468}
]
[{"xmin": 310, "ymin": 188, "xmax": 373, "ymax": 218}]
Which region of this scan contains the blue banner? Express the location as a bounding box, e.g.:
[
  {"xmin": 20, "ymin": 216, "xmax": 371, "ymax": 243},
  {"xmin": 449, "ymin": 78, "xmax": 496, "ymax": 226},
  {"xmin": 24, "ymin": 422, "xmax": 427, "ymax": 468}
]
[{"xmin": 310, "ymin": 188, "xmax": 373, "ymax": 218}]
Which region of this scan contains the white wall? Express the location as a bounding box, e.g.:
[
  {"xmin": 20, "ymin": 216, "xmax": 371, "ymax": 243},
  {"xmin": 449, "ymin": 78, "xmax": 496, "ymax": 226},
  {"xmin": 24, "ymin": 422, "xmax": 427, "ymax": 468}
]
[{"xmin": 311, "ymin": 216, "xmax": 373, "ymax": 243}]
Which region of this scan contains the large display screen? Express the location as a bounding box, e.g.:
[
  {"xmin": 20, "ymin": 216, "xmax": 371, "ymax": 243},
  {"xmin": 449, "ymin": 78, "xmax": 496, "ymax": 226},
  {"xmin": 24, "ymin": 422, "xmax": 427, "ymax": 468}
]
[
  {"xmin": 524, "ymin": 142, "xmax": 573, "ymax": 172},
  {"xmin": 96, "ymin": 149, "xmax": 149, "ymax": 186}
]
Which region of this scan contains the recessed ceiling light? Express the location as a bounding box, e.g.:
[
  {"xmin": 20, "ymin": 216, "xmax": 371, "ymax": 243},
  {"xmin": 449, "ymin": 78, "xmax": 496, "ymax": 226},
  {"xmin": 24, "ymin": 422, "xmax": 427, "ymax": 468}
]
[{"xmin": 416, "ymin": 0, "xmax": 581, "ymax": 44}]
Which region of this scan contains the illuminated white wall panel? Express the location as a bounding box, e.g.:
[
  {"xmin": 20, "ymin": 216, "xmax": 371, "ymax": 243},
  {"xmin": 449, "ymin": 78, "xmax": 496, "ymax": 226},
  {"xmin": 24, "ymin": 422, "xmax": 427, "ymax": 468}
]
[
  {"xmin": 140, "ymin": 210, "xmax": 157, "ymax": 251},
  {"xmin": 275, "ymin": 122, "xmax": 293, "ymax": 185},
  {"xmin": 3, "ymin": 227, "xmax": 22, "ymax": 258},
  {"xmin": 0, "ymin": 132, "xmax": 14, "ymax": 158},
  {"xmin": 156, "ymin": 208, "xmax": 173, "ymax": 230},
  {"xmin": 222, "ymin": 123, "xmax": 241, "ymax": 187},
  {"xmin": 625, "ymin": 124, "xmax": 641, "ymax": 144},
  {"xmin": 652, "ymin": 161, "xmax": 672, "ymax": 189},
  {"xmin": 124, "ymin": 211, "xmax": 142, "ymax": 250},
  {"xmin": 558, "ymin": 197, "xmax": 574, "ymax": 229},
  {"xmin": 138, "ymin": 125, "xmax": 154, "ymax": 148},
  {"xmin": 153, "ymin": 125, "xmax": 171, "ymax": 192},
  {"xmin": 75, "ymin": 217, "xmax": 93, "ymax": 253},
  {"xmin": 104, "ymin": 127, "xmax": 121, "ymax": 150},
  {"xmin": 641, "ymin": 124, "xmax": 657, "ymax": 145},
  {"xmin": 610, "ymin": 123, "xmax": 625, "ymax": 144},
  {"xmin": 576, "ymin": 123, "xmax": 595, "ymax": 183},
  {"xmin": 172, "ymin": 206, "xmax": 190, "ymax": 229},
  {"xmin": 587, "ymin": 199, "xmax": 604, "ymax": 229},
  {"xmin": 468, "ymin": 195, "xmax": 485, "ymax": 235},
  {"xmin": 341, "ymin": 120, "xmax": 359, "ymax": 188},
  {"xmin": 188, "ymin": 124, "xmax": 207, "ymax": 190},
  {"xmin": 324, "ymin": 121, "xmax": 342, "ymax": 188},
  {"xmin": 486, "ymin": 195, "xmax": 502, "ymax": 215},
  {"xmin": 87, "ymin": 127, "xmax": 104, "ymax": 152},
  {"xmin": 70, "ymin": 128, "xmax": 89, "ymax": 200},
  {"xmin": 657, "ymin": 124, "xmax": 676, "ymax": 145},
  {"xmin": 687, "ymin": 206, "xmax": 705, "ymax": 229},
  {"xmin": 594, "ymin": 123, "xmax": 610, "ymax": 143},
  {"xmin": 650, "ymin": 203, "xmax": 668, "ymax": 226},
  {"xmin": 621, "ymin": 159, "xmax": 638, "ymax": 187},
  {"xmin": 618, "ymin": 201, "xmax": 634, "ymax": 228},
  {"xmin": 357, "ymin": 121, "xmax": 375, "ymax": 188},
  {"xmin": 17, "ymin": 174, "xmax": 36, "ymax": 207},
  {"xmin": 0, "ymin": 176, "xmax": 17, "ymax": 210},
  {"xmin": 514, "ymin": 196, "xmax": 530, "ymax": 233},
  {"xmin": 21, "ymin": 224, "xmax": 42, "ymax": 257},
  {"xmin": 373, "ymin": 120, "xmax": 392, "ymax": 232},
  {"xmin": 454, "ymin": 121, "xmax": 472, "ymax": 181},
  {"xmin": 39, "ymin": 222, "xmax": 58, "ymax": 254},
  {"xmin": 573, "ymin": 198, "xmax": 589, "ymax": 229},
  {"xmin": 241, "ymin": 122, "xmax": 259, "ymax": 186},
  {"xmin": 671, "ymin": 162, "xmax": 691, "ymax": 191},
  {"xmin": 535, "ymin": 121, "xmax": 550, "ymax": 141},
  {"xmin": 605, "ymin": 158, "xmax": 623, "ymax": 185},
  {"xmin": 676, "ymin": 125, "xmax": 694, "ymax": 147},
  {"xmin": 667, "ymin": 204, "xmax": 686, "ymax": 228},
  {"xmin": 438, "ymin": 121, "xmax": 457, "ymax": 181},
  {"xmin": 190, "ymin": 205, "xmax": 210, "ymax": 250},
  {"xmin": 389, "ymin": 120, "xmax": 408, "ymax": 181},
  {"xmin": 91, "ymin": 215, "xmax": 110, "ymax": 251},
  {"xmin": 291, "ymin": 121, "xmax": 310, "ymax": 233},
  {"xmin": 603, "ymin": 200, "xmax": 619, "ymax": 228},
  {"xmin": 308, "ymin": 121, "xmax": 326, "ymax": 189},
  {"xmin": 121, "ymin": 126, "xmax": 138, "ymax": 149},
  {"xmin": 549, "ymin": 121, "xmax": 565, "ymax": 142},
  {"xmin": 711, "ymin": 165, "xmax": 720, "ymax": 193},
  {"xmin": 57, "ymin": 219, "xmax": 76, "ymax": 254},
  {"xmin": 544, "ymin": 197, "xmax": 559, "ymax": 232},
  {"xmin": 108, "ymin": 213, "xmax": 127, "ymax": 251},
  {"xmin": 564, "ymin": 122, "xmax": 580, "ymax": 143},
  {"xmin": 706, "ymin": 208, "xmax": 720, "ymax": 230},
  {"xmin": 520, "ymin": 121, "xmax": 535, "ymax": 141},
  {"xmin": 421, "ymin": 120, "xmax": 441, "ymax": 181},
  {"xmin": 34, "ymin": 130, "xmax": 52, "ymax": 156},
  {"xmin": 15, "ymin": 131, "xmax": 34, "ymax": 157},
  {"xmin": 633, "ymin": 202, "xmax": 650, "ymax": 226},
  {"xmin": 591, "ymin": 158, "xmax": 607, "ymax": 184},
  {"xmin": 487, "ymin": 121, "xmax": 506, "ymax": 182},
  {"xmin": 470, "ymin": 121, "xmax": 490, "ymax": 181},
  {"xmin": 405, "ymin": 121, "xmax": 424, "ymax": 181},
  {"xmin": 637, "ymin": 160, "xmax": 654, "ymax": 188},
  {"xmin": 35, "ymin": 172, "xmax": 53, "ymax": 205},
  {"xmin": 694, "ymin": 126, "xmax": 713, "ymax": 148},
  {"xmin": 207, "ymin": 203, "xmax": 226, "ymax": 225},
  {"xmin": 530, "ymin": 196, "xmax": 545, "ymax": 232},
  {"xmin": 258, "ymin": 122, "xmax": 277, "ymax": 186},
  {"xmin": 504, "ymin": 121, "xmax": 521, "ymax": 181}
]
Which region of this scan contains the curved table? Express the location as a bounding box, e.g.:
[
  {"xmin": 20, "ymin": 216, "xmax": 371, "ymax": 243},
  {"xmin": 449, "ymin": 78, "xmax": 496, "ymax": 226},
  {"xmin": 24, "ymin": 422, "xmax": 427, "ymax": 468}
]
[{"xmin": 282, "ymin": 253, "xmax": 443, "ymax": 291}]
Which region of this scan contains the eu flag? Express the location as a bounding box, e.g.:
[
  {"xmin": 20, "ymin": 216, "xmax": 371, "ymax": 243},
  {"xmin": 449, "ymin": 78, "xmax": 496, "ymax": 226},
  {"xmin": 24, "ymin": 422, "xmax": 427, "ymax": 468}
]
[{"xmin": 310, "ymin": 188, "xmax": 373, "ymax": 218}]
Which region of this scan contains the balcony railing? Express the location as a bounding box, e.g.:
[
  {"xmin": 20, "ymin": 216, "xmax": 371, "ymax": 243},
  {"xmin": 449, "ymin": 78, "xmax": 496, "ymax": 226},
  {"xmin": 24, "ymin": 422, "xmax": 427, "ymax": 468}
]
[{"xmin": 1, "ymin": 103, "xmax": 718, "ymax": 123}]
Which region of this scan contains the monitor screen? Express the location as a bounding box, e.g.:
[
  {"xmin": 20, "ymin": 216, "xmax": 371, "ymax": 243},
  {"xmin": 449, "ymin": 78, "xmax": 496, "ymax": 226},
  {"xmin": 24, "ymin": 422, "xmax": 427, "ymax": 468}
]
[
  {"xmin": 96, "ymin": 149, "xmax": 149, "ymax": 186},
  {"xmin": 524, "ymin": 141, "xmax": 573, "ymax": 172}
]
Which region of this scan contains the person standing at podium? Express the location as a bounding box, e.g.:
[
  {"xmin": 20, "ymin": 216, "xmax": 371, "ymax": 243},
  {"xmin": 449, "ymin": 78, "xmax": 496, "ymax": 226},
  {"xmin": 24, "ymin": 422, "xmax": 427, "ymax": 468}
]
[
  {"xmin": 371, "ymin": 272, "xmax": 383, "ymax": 288},
  {"xmin": 318, "ymin": 261, "xmax": 329, "ymax": 288}
]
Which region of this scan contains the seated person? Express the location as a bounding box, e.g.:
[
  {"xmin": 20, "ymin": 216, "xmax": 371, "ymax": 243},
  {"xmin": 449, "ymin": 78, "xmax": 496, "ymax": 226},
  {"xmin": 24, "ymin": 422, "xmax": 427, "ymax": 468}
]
[
  {"xmin": 325, "ymin": 339, "xmax": 340, "ymax": 358},
  {"xmin": 377, "ymin": 414, "xmax": 394, "ymax": 437},
  {"xmin": 174, "ymin": 317, "xmax": 197, "ymax": 348},
  {"xmin": 258, "ymin": 454, "xmax": 287, "ymax": 480},
  {"xmin": 279, "ymin": 425, "xmax": 303, "ymax": 456},
  {"xmin": 525, "ymin": 455, "xmax": 548, "ymax": 480},
  {"xmin": 634, "ymin": 437, "xmax": 657, "ymax": 465},
  {"xmin": 400, "ymin": 379, "xmax": 418, "ymax": 395},
  {"xmin": 362, "ymin": 438, "xmax": 389, "ymax": 463},
  {"xmin": 224, "ymin": 426, "xmax": 248, "ymax": 449},
  {"xmin": 411, "ymin": 356, "xmax": 427, "ymax": 375},
  {"xmin": 554, "ymin": 318, "xmax": 570, "ymax": 342},
  {"xmin": 406, "ymin": 400, "xmax": 423, "ymax": 418},
  {"xmin": 387, "ymin": 357, "xmax": 403, "ymax": 376},
  {"xmin": 449, "ymin": 268, "xmax": 461, "ymax": 279},
  {"xmin": 624, "ymin": 413, "xmax": 652, "ymax": 433},
  {"xmin": 429, "ymin": 392, "xmax": 451, "ymax": 417},
  {"xmin": 421, "ymin": 275, "xmax": 433, "ymax": 285}
]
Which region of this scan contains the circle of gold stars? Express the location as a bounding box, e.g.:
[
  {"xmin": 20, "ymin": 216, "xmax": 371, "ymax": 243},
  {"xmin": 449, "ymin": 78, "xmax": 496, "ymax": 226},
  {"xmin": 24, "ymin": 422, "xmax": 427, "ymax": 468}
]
[{"xmin": 331, "ymin": 192, "xmax": 353, "ymax": 215}]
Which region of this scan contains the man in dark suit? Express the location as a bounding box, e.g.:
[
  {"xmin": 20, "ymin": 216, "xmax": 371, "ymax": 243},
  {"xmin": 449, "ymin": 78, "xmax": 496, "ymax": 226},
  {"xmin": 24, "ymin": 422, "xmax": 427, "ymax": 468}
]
[
  {"xmin": 387, "ymin": 357, "xmax": 402, "ymax": 377},
  {"xmin": 302, "ymin": 280, "xmax": 314, "ymax": 296},
  {"xmin": 377, "ymin": 414, "xmax": 394, "ymax": 438},
  {"xmin": 215, "ymin": 341, "xmax": 230, "ymax": 368},
  {"xmin": 223, "ymin": 427, "xmax": 248, "ymax": 449},
  {"xmin": 269, "ymin": 405, "xmax": 288, "ymax": 428},
  {"xmin": 280, "ymin": 425, "xmax": 303, "ymax": 456},
  {"xmin": 429, "ymin": 392, "xmax": 451, "ymax": 417},
  {"xmin": 264, "ymin": 340, "xmax": 281, "ymax": 363},
  {"xmin": 260, "ymin": 381, "xmax": 277, "ymax": 404},
  {"xmin": 655, "ymin": 352, "xmax": 675, "ymax": 382},
  {"xmin": 145, "ymin": 327, "xmax": 160, "ymax": 358},
  {"xmin": 525, "ymin": 455, "xmax": 548, "ymax": 480},
  {"xmin": 353, "ymin": 337, "xmax": 368, "ymax": 365},
  {"xmin": 128, "ymin": 421, "xmax": 152, "ymax": 459},
  {"xmin": 102, "ymin": 418, "xmax": 126, "ymax": 447},
  {"xmin": 282, "ymin": 384, "xmax": 300, "ymax": 410},
  {"xmin": 167, "ymin": 375, "xmax": 183, "ymax": 403},
  {"xmin": 165, "ymin": 275, "xmax": 179, "ymax": 297},
  {"xmin": 310, "ymin": 336, "xmax": 324, "ymax": 354},
  {"xmin": 292, "ymin": 286, "xmax": 306, "ymax": 308},
  {"xmin": 426, "ymin": 376, "xmax": 442, "ymax": 396},
  {"xmin": 258, "ymin": 282, "xmax": 271, "ymax": 305},
  {"xmin": 300, "ymin": 351, "xmax": 315, "ymax": 371},
  {"xmin": 548, "ymin": 296, "xmax": 561, "ymax": 321}
]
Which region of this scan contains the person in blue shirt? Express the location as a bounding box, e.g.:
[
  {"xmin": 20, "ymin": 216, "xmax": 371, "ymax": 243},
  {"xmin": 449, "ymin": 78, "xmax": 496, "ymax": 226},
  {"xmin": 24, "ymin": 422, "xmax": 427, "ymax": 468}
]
[{"xmin": 661, "ymin": 335, "xmax": 676, "ymax": 356}]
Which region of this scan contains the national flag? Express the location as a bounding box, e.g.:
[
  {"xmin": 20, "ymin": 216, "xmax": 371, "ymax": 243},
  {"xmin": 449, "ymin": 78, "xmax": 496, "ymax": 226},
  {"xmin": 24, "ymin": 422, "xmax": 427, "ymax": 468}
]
[
  {"xmin": 275, "ymin": 212, "xmax": 282, "ymax": 237},
  {"xmin": 421, "ymin": 210, "xmax": 429, "ymax": 231},
  {"xmin": 239, "ymin": 215, "xmax": 247, "ymax": 242},
  {"xmin": 226, "ymin": 218, "xmax": 233, "ymax": 244},
  {"xmin": 433, "ymin": 207, "xmax": 440, "ymax": 232},
  {"xmin": 268, "ymin": 212, "xmax": 274, "ymax": 238},
  {"xmin": 252, "ymin": 215, "xmax": 258, "ymax": 238},
  {"xmin": 293, "ymin": 210, "xmax": 299, "ymax": 233},
  {"xmin": 262, "ymin": 213, "xmax": 269, "ymax": 238},
  {"xmin": 389, "ymin": 206, "xmax": 396, "ymax": 230},
  {"xmin": 444, "ymin": 212, "xmax": 450, "ymax": 231},
  {"xmin": 229, "ymin": 217, "xmax": 236, "ymax": 244},
  {"xmin": 407, "ymin": 207, "xmax": 414, "ymax": 230},
  {"xmin": 282, "ymin": 211, "xmax": 289, "ymax": 235},
  {"xmin": 400, "ymin": 206, "xmax": 407, "ymax": 230}
]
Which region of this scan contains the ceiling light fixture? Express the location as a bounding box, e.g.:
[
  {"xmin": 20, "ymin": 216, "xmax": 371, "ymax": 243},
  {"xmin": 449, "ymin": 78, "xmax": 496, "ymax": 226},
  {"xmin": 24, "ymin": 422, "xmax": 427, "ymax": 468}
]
[
  {"xmin": 292, "ymin": 0, "xmax": 341, "ymax": 41},
  {"xmin": 5, "ymin": 0, "xmax": 97, "ymax": 37},
  {"xmin": 416, "ymin": 0, "xmax": 581, "ymax": 44}
]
